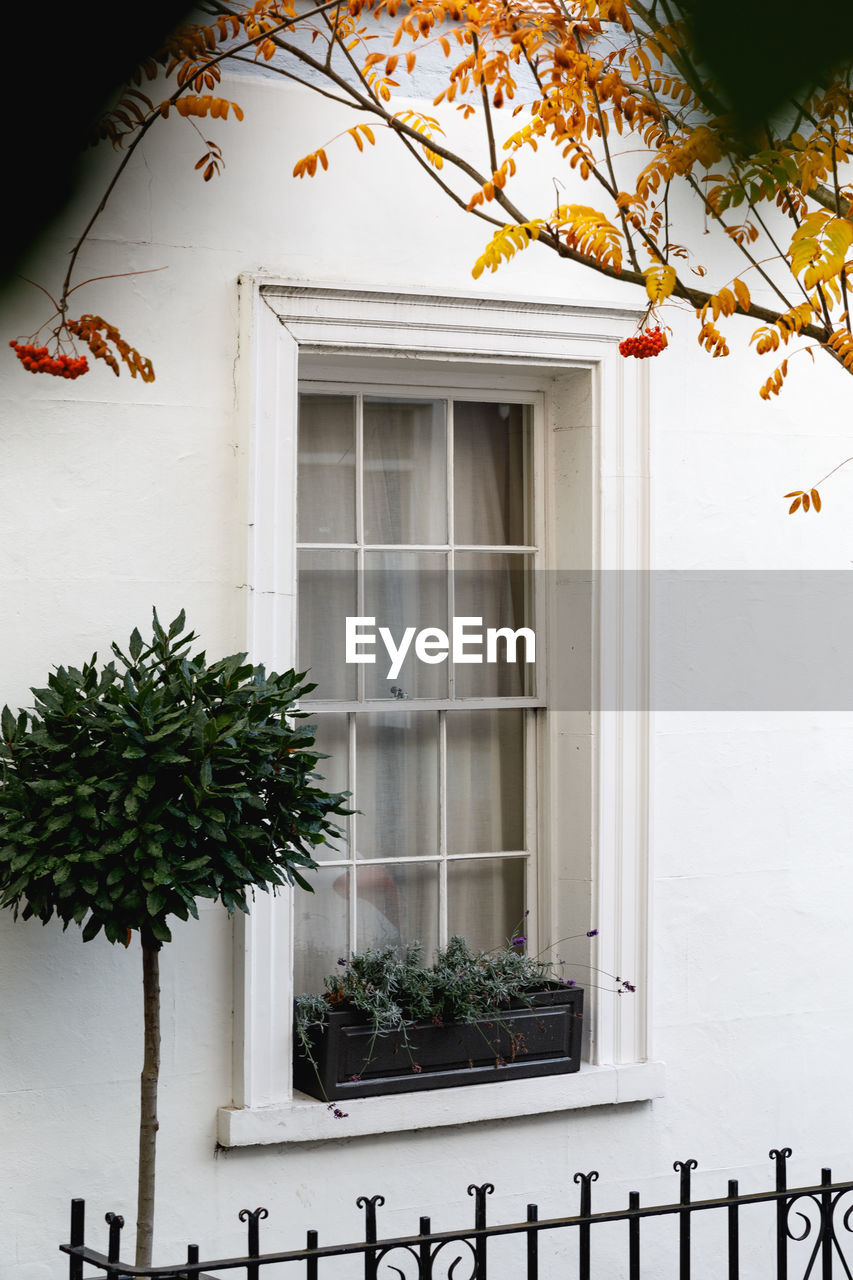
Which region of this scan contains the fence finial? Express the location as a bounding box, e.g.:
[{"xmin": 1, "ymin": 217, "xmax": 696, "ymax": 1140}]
[
  {"xmin": 104, "ymin": 1213, "xmax": 124, "ymax": 1265},
  {"xmin": 239, "ymin": 1205, "xmax": 269, "ymax": 1280}
]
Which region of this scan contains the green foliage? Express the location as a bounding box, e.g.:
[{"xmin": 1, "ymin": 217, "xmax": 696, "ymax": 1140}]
[{"xmin": 0, "ymin": 609, "xmax": 349, "ymax": 945}]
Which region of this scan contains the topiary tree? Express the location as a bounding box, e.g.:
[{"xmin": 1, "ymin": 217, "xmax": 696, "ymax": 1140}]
[{"xmin": 0, "ymin": 609, "xmax": 348, "ymax": 1267}]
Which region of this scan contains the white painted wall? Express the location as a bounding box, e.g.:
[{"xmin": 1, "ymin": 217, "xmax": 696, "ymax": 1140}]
[{"xmin": 2, "ymin": 66, "xmax": 853, "ymax": 1280}]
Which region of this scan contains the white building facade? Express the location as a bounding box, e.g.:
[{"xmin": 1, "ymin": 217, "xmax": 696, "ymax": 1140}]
[{"xmin": 2, "ymin": 62, "xmax": 853, "ymax": 1280}]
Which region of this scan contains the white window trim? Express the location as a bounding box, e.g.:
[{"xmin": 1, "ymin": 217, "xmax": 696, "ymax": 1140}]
[{"xmin": 218, "ymin": 278, "xmax": 663, "ymax": 1147}]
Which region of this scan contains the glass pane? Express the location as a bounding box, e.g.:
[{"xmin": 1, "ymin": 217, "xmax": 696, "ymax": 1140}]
[
  {"xmin": 297, "ymin": 394, "xmax": 356, "ymax": 543},
  {"xmin": 453, "ymin": 401, "xmax": 531, "ymax": 546},
  {"xmin": 363, "ymin": 398, "xmax": 446, "ymax": 544},
  {"xmin": 307, "ymin": 713, "xmax": 349, "ymax": 860},
  {"xmin": 453, "ymin": 553, "xmax": 536, "ymax": 697},
  {"xmin": 446, "ymin": 709, "xmax": 525, "ymax": 853},
  {"xmin": 356, "ymin": 862, "xmax": 439, "ymax": 958},
  {"xmin": 355, "ymin": 712, "xmax": 439, "ymax": 859},
  {"xmin": 447, "ymin": 858, "xmax": 526, "ymax": 952},
  {"xmin": 364, "ymin": 551, "xmax": 449, "ymax": 699},
  {"xmin": 293, "ymin": 866, "xmax": 350, "ymax": 995},
  {"xmin": 297, "ymin": 549, "xmax": 357, "ymax": 700}
]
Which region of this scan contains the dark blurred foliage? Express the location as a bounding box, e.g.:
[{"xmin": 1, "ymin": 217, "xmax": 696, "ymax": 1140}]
[
  {"xmin": 673, "ymin": 0, "xmax": 853, "ymax": 133},
  {"xmin": 3, "ymin": 1, "xmax": 196, "ymax": 288}
]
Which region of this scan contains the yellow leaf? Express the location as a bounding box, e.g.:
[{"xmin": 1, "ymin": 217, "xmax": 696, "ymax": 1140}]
[
  {"xmin": 826, "ymin": 217, "xmax": 853, "ymax": 261},
  {"xmin": 811, "ymin": 488, "xmax": 822, "ymax": 511},
  {"xmin": 472, "ymin": 220, "xmax": 542, "ymax": 278},
  {"xmin": 717, "ymin": 287, "xmax": 736, "ymax": 317},
  {"xmin": 550, "ymin": 205, "xmax": 623, "ymax": 270},
  {"xmin": 645, "ymin": 262, "xmax": 676, "ymax": 301},
  {"xmin": 733, "ymin": 279, "xmax": 750, "ymax": 311}
]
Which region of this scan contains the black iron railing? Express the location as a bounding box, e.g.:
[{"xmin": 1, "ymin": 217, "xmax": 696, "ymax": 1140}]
[{"xmin": 62, "ymin": 1148, "xmax": 853, "ymax": 1280}]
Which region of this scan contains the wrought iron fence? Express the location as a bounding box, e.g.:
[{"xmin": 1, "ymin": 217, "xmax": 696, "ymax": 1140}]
[{"xmin": 62, "ymin": 1147, "xmax": 853, "ymax": 1280}]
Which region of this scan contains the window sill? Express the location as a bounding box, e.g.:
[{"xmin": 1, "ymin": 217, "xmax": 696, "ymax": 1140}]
[{"xmin": 217, "ymin": 1061, "xmax": 665, "ymax": 1146}]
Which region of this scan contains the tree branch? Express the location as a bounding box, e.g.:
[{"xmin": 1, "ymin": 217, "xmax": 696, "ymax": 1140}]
[
  {"xmin": 472, "ymin": 33, "xmax": 499, "ymax": 175},
  {"xmin": 61, "ymin": 0, "xmax": 344, "ymax": 309}
]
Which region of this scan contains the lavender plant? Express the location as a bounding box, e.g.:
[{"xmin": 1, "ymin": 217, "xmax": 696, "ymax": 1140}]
[{"xmin": 294, "ymin": 930, "xmax": 634, "ymax": 1101}]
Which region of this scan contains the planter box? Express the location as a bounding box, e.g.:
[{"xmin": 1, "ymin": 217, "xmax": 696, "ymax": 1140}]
[{"xmin": 293, "ymin": 986, "xmax": 583, "ymax": 1101}]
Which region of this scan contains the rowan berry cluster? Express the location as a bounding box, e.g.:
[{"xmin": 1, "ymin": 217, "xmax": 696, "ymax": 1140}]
[
  {"xmin": 618, "ymin": 327, "xmax": 666, "ymax": 358},
  {"xmin": 9, "ymin": 340, "xmax": 89, "ymax": 379}
]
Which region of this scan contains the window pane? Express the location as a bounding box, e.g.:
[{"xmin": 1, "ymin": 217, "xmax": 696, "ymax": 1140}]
[
  {"xmin": 446, "ymin": 709, "xmax": 525, "ymax": 853},
  {"xmin": 453, "ymin": 401, "xmax": 531, "ymax": 546},
  {"xmin": 293, "ymin": 866, "xmax": 350, "ymax": 995},
  {"xmin": 364, "ymin": 551, "xmax": 449, "ymax": 699},
  {"xmin": 297, "ymin": 394, "xmax": 356, "ymax": 543},
  {"xmin": 298, "ymin": 549, "xmax": 357, "ymax": 700},
  {"xmin": 447, "ymin": 858, "xmax": 526, "ymax": 952},
  {"xmin": 356, "ymin": 712, "xmax": 438, "ymax": 859},
  {"xmin": 308, "ymin": 713, "xmax": 349, "ymax": 860},
  {"xmin": 363, "ymin": 398, "xmax": 447, "ymax": 544},
  {"xmin": 356, "ymin": 862, "xmax": 439, "ymax": 958},
  {"xmin": 453, "ymin": 552, "xmax": 536, "ymax": 697}
]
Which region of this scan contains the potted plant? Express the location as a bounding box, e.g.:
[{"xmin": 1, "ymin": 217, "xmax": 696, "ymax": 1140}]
[
  {"xmin": 0, "ymin": 610, "xmax": 348, "ymax": 1264},
  {"xmin": 294, "ymin": 932, "xmax": 633, "ymax": 1102}
]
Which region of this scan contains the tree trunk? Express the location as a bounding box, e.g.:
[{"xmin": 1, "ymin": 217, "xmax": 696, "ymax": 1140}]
[{"xmin": 136, "ymin": 934, "xmax": 161, "ymax": 1268}]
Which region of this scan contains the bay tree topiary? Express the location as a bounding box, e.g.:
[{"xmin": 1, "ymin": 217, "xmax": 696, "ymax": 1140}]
[{"xmin": 0, "ymin": 609, "xmax": 348, "ymax": 1267}]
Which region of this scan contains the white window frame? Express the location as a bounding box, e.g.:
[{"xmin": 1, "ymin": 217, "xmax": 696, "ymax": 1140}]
[{"xmin": 218, "ymin": 279, "xmax": 664, "ymax": 1147}]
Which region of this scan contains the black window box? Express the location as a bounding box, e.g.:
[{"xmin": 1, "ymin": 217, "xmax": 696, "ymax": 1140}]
[{"xmin": 292, "ymin": 985, "xmax": 584, "ymax": 1101}]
